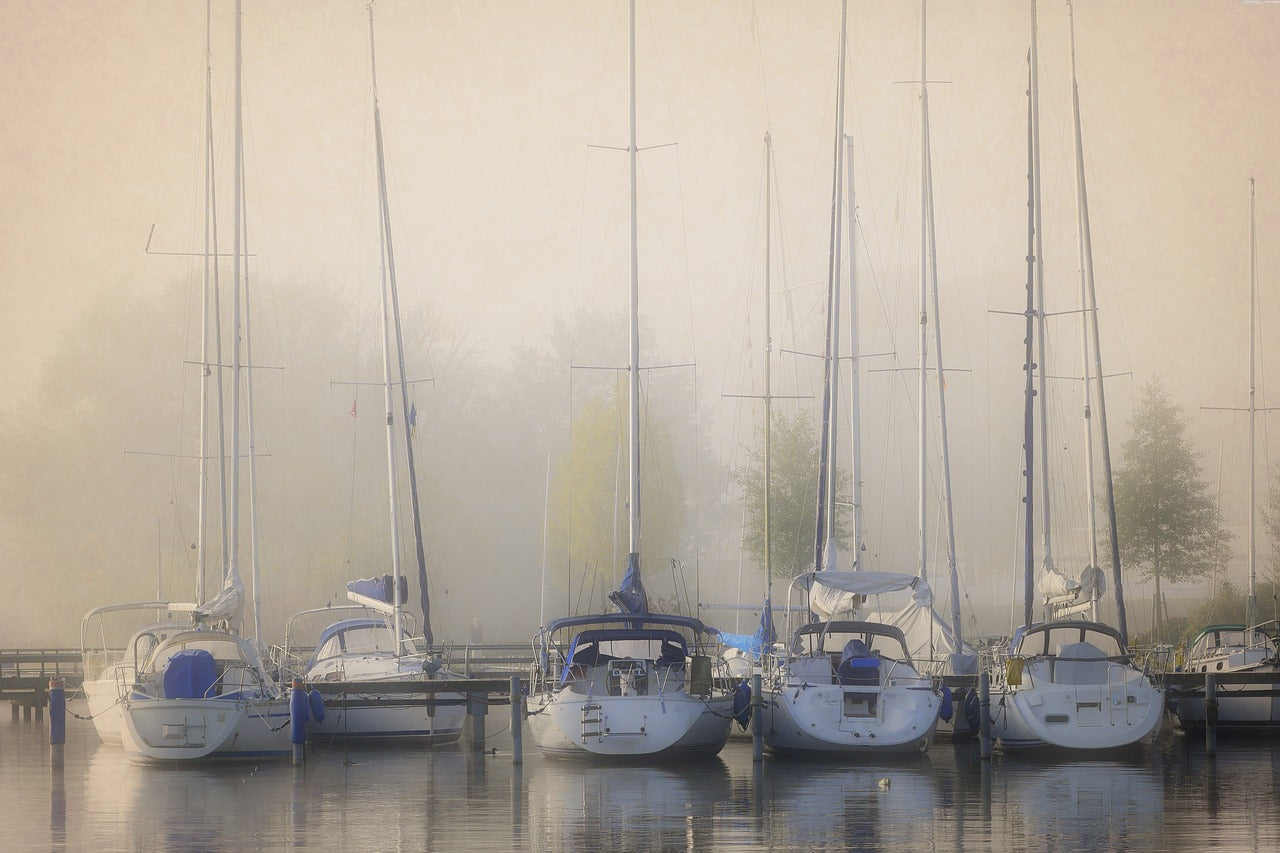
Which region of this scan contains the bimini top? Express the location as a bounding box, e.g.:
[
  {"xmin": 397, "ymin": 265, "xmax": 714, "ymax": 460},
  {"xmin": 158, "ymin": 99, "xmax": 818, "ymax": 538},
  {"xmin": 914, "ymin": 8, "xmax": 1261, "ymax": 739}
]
[
  {"xmin": 1010, "ymin": 620, "xmax": 1127, "ymax": 657},
  {"xmin": 543, "ymin": 612, "xmax": 712, "ymax": 637}
]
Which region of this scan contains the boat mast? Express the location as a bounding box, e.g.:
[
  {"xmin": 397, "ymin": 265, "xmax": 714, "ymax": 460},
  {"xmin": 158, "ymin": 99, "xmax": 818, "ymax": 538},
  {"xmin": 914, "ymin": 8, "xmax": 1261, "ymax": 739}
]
[
  {"xmin": 1030, "ymin": 0, "xmax": 1054, "ymax": 580},
  {"xmin": 919, "ymin": 0, "xmax": 963, "ymax": 645},
  {"xmin": 1021, "ymin": 52, "xmax": 1038, "ymax": 632},
  {"xmin": 228, "ymin": 0, "xmax": 244, "ymax": 611},
  {"xmin": 764, "ymin": 132, "xmax": 774, "ymax": 597},
  {"xmin": 814, "ymin": 0, "xmax": 848, "ymax": 573},
  {"xmin": 1248, "ymin": 177, "xmax": 1258, "ymax": 632},
  {"xmin": 1065, "ymin": 0, "xmax": 1099, "ymax": 621},
  {"xmin": 197, "ymin": 0, "xmax": 214, "ymax": 606},
  {"xmin": 626, "ymin": 0, "xmax": 641, "ymax": 582},
  {"xmin": 917, "ymin": 0, "xmax": 930, "ymax": 586},
  {"xmin": 1067, "ymin": 0, "xmax": 1127, "ymax": 642},
  {"xmin": 844, "ymin": 132, "xmax": 864, "ymax": 565}
]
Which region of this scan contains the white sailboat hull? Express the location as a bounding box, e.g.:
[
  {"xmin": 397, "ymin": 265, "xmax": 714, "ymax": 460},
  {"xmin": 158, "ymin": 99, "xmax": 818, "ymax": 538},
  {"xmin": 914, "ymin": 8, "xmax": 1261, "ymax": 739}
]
[
  {"xmin": 763, "ymin": 681, "xmax": 940, "ymax": 755},
  {"xmin": 120, "ymin": 695, "xmax": 292, "ymax": 763},
  {"xmin": 991, "ymin": 672, "xmax": 1164, "ymax": 752},
  {"xmin": 1173, "ymin": 661, "xmax": 1280, "ymax": 732},
  {"xmin": 84, "ymin": 675, "xmax": 127, "ymax": 744},
  {"xmin": 527, "ymin": 690, "xmax": 732, "ymax": 759}
]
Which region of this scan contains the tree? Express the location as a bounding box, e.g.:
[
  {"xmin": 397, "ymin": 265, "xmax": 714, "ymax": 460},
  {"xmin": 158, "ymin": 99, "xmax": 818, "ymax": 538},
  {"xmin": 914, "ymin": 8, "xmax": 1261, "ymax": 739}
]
[
  {"xmin": 1113, "ymin": 380, "xmax": 1232, "ymax": 639},
  {"xmin": 548, "ymin": 374, "xmax": 692, "ymax": 614},
  {"xmin": 737, "ymin": 408, "xmax": 850, "ymax": 581},
  {"xmin": 1265, "ymin": 464, "xmax": 1280, "ymax": 584}
]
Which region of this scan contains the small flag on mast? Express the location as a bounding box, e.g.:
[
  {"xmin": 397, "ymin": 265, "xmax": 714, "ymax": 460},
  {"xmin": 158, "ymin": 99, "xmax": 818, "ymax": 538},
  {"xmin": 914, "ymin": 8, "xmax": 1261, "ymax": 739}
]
[
  {"xmin": 409, "ymin": 402, "xmax": 418, "ymax": 438},
  {"xmin": 350, "ymin": 396, "xmax": 358, "ymax": 418}
]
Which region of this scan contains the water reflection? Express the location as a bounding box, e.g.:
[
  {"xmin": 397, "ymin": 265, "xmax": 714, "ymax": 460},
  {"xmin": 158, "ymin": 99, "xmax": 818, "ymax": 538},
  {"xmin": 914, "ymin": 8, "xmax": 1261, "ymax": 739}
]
[
  {"xmin": 14, "ymin": 715, "xmax": 1280, "ymax": 851},
  {"xmin": 527, "ymin": 759, "xmax": 731, "ymax": 851}
]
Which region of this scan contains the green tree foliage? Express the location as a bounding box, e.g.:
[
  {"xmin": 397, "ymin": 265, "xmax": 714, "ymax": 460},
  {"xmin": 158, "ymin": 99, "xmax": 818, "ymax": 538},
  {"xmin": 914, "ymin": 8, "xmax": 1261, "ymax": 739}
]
[
  {"xmin": 736, "ymin": 408, "xmax": 850, "ymax": 580},
  {"xmin": 1265, "ymin": 464, "xmax": 1280, "ymax": 583},
  {"xmin": 1113, "ymin": 380, "xmax": 1232, "ymax": 632},
  {"xmin": 548, "ymin": 374, "xmax": 690, "ymax": 613}
]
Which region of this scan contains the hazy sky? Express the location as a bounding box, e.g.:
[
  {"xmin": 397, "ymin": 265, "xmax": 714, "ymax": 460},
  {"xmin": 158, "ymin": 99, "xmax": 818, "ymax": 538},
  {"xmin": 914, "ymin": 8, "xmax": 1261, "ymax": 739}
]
[{"xmin": 3, "ymin": 0, "xmax": 1279, "ymax": 636}]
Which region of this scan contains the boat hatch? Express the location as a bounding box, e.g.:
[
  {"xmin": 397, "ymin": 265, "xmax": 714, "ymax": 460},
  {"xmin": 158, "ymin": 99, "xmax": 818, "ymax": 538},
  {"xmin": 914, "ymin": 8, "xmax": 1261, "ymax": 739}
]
[{"xmin": 844, "ymin": 692, "xmax": 878, "ymax": 717}]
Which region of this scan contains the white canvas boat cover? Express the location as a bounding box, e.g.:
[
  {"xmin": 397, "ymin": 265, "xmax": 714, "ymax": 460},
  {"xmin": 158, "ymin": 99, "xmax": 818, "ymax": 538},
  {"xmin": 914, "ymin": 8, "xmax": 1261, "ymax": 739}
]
[
  {"xmin": 864, "ymin": 599, "xmax": 977, "ymax": 674},
  {"xmin": 801, "ymin": 571, "xmax": 932, "ymax": 621}
]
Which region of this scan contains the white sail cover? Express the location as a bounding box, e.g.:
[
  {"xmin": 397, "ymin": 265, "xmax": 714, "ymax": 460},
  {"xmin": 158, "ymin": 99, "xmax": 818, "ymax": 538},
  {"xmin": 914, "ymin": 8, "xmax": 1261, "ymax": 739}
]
[
  {"xmin": 864, "ymin": 599, "xmax": 977, "ymax": 674},
  {"xmin": 801, "ymin": 571, "xmax": 932, "ymax": 621},
  {"xmin": 1037, "ymin": 559, "xmax": 1082, "ymax": 601},
  {"xmin": 192, "ymin": 568, "xmax": 244, "ymax": 632}
]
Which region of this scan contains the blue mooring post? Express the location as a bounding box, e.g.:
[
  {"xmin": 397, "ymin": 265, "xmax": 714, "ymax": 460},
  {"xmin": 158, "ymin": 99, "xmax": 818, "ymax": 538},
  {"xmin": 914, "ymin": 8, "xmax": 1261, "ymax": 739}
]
[
  {"xmin": 751, "ymin": 673, "xmax": 763, "ymax": 762},
  {"xmin": 289, "ymin": 680, "xmax": 307, "ymax": 766},
  {"xmin": 48, "ymin": 678, "xmax": 65, "ymax": 767},
  {"xmin": 1205, "ymin": 673, "xmax": 1218, "ymax": 757},
  {"xmin": 510, "ymin": 676, "xmax": 523, "ymax": 765},
  {"xmin": 979, "ymin": 671, "xmax": 992, "ymax": 759}
]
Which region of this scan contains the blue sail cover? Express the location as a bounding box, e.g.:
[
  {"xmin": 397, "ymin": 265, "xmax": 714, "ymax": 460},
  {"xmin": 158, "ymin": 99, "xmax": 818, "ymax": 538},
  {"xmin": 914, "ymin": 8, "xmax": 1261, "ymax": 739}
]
[
  {"xmin": 714, "ymin": 600, "xmax": 777, "ymax": 658},
  {"xmin": 347, "ymin": 575, "xmax": 408, "ymax": 606},
  {"xmin": 608, "ymin": 553, "xmax": 649, "ymax": 615}
]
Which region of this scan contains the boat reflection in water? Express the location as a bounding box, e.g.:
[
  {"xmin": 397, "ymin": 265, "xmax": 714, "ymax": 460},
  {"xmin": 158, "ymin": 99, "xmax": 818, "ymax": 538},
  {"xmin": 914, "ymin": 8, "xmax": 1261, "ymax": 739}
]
[{"xmin": 525, "ymin": 758, "xmax": 731, "ymax": 850}]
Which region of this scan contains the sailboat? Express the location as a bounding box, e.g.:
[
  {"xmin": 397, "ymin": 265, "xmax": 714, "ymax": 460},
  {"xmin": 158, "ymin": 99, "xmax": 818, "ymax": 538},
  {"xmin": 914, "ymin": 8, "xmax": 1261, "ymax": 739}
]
[
  {"xmin": 985, "ymin": 0, "xmax": 1163, "ymax": 753},
  {"xmin": 1174, "ymin": 178, "xmax": 1280, "ymax": 733},
  {"xmin": 278, "ymin": 5, "xmax": 465, "ymax": 745},
  {"xmin": 759, "ymin": 0, "xmax": 943, "ymax": 757},
  {"xmin": 525, "ymin": 0, "xmax": 735, "ymax": 760},
  {"xmin": 80, "ymin": 2, "xmax": 229, "ymax": 746},
  {"xmin": 118, "ymin": 0, "xmax": 297, "ymax": 763}
]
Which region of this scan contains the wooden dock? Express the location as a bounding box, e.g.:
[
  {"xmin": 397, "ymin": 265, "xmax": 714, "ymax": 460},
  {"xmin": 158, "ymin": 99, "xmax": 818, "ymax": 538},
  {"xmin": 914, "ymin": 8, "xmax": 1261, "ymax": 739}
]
[{"xmin": 0, "ymin": 649, "xmax": 81, "ymax": 719}]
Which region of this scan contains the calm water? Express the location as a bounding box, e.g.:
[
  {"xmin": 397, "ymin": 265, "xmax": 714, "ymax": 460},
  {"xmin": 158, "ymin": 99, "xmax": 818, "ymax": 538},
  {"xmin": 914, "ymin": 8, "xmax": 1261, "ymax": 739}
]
[{"xmin": 4, "ymin": 704, "xmax": 1280, "ymax": 852}]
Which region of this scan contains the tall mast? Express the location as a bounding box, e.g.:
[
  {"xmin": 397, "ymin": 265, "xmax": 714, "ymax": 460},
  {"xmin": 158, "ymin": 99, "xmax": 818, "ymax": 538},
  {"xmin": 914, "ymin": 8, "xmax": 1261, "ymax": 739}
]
[
  {"xmin": 1066, "ymin": 0, "xmax": 1099, "ymax": 621},
  {"xmin": 627, "ymin": 0, "xmax": 641, "ymax": 577},
  {"xmin": 919, "ymin": 2, "xmax": 962, "ymax": 645},
  {"xmin": 1021, "ymin": 53, "xmax": 1038, "ymax": 632},
  {"xmin": 242, "ymin": 166, "xmax": 263, "ymax": 644},
  {"xmin": 814, "ymin": 0, "xmax": 848, "ymax": 573},
  {"xmin": 1248, "ymin": 177, "xmax": 1258, "ymax": 631},
  {"xmin": 1030, "ymin": 0, "xmax": 1053, "ymax": 576},
  {"xmin": 197, "ymin": 0, "xmax": 214, "ymax": 606},
  {"xmin": 917, "ymin": 0, "xmax": 930, "ymax": 585},
  {"xmin": 764, "ymin": 133, "xmax": 774, "ymax": 596},
  {"xmin": 228, "ymin": 0, "xmax": 243, "ymax": 605},
  {"xmin": 368, "ymin": 4, "xmax": 433, "ymax": 649},
  {"xmin": 203, "ymin": 0, "xmax": 230, "ymax": 601},
  {"xmin": 1068, "ymin": 0, "xmax": 1127, "ymax": 642},
  {"xmin": 845, "ymin": 132, "xmax": 864, "ymax": 564}
]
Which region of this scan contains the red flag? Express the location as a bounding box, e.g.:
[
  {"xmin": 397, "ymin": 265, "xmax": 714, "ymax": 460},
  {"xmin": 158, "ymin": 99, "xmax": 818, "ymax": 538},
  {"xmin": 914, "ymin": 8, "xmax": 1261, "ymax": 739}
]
[{"xmin": 350, "ymin": 396, "xmax": 358, "ymax": 418}]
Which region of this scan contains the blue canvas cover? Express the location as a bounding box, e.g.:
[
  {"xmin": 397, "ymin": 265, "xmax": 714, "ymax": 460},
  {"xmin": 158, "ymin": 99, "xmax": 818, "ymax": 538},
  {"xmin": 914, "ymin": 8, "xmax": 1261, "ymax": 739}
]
[
  {"xmin": 608, "ymin": 553, "xmax": 649, "ymax": 615},
  {"xmin": 163, "ymin": 648, "xmax": 217, "ymax": 699},
  {"xmin": 837, "ymin": 639, "xmax": 880, "ymax": 686},
  {"xmin": 715, "ymin": 600, "xmax": 777, "ymax": 658}
]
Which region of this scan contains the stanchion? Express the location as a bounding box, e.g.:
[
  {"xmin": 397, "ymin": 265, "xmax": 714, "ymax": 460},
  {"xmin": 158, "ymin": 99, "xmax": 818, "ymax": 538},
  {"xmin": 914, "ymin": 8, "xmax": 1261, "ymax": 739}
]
[
  {"xmin": 510, "ymin": 676, "xmax": 523, "ymax": 765},
  {"xmin": 48, "ymin": 678, "xmax": 65, "ymax": 768}
]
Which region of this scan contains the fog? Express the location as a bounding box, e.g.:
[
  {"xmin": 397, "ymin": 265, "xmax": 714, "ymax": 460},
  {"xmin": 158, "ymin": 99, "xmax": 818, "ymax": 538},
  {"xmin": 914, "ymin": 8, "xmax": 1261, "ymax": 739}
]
[{"xmin": 2, "ymin": 0, "xmax": 1278, "ymax": 647}]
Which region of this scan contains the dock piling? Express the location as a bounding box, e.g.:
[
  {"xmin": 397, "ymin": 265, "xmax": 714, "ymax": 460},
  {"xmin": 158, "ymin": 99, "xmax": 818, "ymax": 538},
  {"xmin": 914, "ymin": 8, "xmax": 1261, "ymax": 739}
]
[
  {"xmin": 979, "ymin": 671, "xmax": 992, "ymax": 759},
  {"xmin": 48, "ymin": 678, "xmax": 65, "ymax": 767},
  {"xmin": 1205, "ymin": 673, "xmax": 1218, "ymax": 757},
  {"xmin": 469, "ymin": 691, "xmax": 487, "ymax": 752},
  {"xmin": 510, "ymin": 676, "xmax": 523, "ymax": 765}
]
